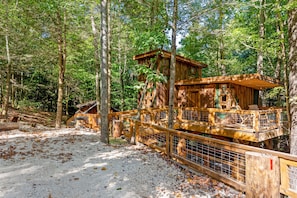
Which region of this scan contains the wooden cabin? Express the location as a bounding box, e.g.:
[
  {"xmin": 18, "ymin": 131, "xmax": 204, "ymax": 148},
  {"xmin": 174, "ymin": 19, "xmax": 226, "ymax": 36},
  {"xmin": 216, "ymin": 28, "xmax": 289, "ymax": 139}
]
[
  {"xmin": 133, "ymin": 49, "xmax": 207, "ymax": 108},
  {"xmin": 175, "ymin": 73, "xmax": 281, "ymax": 110},
  {"xmin": 134, "ymin": 49, "xmax": 286, "ymax": 144}
]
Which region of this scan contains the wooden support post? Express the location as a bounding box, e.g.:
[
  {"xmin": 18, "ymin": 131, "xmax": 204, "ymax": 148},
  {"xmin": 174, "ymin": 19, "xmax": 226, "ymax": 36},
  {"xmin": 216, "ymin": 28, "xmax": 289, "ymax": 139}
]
[
  {"xmin": 166, "ymin": 130, "xmax": 170, "ymax": 157},
  {"xmin": 135, "ymin": 121, "xmax": 140, "ymax": 142},
  {"xmin": 177, "ymin": 108, "xmax": 182, "ymax": 121},
  {"xmin": 128, "ymin": 120, "xmax": 134, "ymax": 139},
  {"xmin": 112, "ymin": 120, "xmax": 123, "ymax": 138},
  {"xmin": 208, "ymin": 109, "xmax": 215, "ymax": 127},
  {"xmin": 245, "ymin": 152, "xmax": 280, "ymax": 198}
]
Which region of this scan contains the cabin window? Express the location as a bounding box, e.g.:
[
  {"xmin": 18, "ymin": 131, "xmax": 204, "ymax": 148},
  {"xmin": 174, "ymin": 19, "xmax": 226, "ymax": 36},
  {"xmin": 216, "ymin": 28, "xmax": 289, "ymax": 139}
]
[{"xmin": 254, "ymin": 90, "xmax": 259, "ymax": 105}]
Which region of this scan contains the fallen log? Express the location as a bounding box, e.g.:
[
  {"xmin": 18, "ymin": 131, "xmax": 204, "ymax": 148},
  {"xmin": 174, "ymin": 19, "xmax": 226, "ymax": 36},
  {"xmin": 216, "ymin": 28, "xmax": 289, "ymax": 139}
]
[{"xmin": 0, "ymin": 123, "xmax": 19, "ymax": 131}]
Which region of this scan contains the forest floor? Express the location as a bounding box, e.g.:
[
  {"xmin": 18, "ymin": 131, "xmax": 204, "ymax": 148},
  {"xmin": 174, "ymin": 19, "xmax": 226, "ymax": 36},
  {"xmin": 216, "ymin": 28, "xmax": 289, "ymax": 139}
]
[
  {"xmin": 0, "ymin": 126, "xmax": 246, "ymax": 198},
  {"xmin": 0, "ymin": 108, "xmax": 245, "ymax": 198}
]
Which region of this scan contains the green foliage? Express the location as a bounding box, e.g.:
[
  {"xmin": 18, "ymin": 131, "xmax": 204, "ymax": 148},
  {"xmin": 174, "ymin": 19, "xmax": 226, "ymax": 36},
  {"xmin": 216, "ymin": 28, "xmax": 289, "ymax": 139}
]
[
  {"xmin": 265, "ymin": 87, "xmax": 286, "ymax": 106},
  {"xmin": 0, "ymin": 0, "xmax": 291, "ymax": 114},
  {"xmin": 136, "ymin": 64, "xmax": 167, "ymax": 84},
  {"xmin": 178, "ymin": 0, "xmax": 289, "ymax": 79}
]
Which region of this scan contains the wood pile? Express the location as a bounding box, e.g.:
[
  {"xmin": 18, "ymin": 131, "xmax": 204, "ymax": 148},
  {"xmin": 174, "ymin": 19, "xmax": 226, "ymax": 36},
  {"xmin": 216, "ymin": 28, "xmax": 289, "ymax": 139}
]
[
  {"xmin": 17, "ymin": 112, "xmax": 55, "ymax": 126},
  {"xmin": 0, "ymin": 123, "xmax": 19, "ymax": 131},
  {"xmin": 0, "ymin": 107, "xmax": 56, "ymax": 128}
]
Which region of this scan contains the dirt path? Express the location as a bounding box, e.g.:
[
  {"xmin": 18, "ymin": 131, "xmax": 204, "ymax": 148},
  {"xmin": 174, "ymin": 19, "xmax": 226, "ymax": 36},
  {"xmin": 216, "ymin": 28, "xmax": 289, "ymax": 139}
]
[{"xmin": 0, "ymin": 128, "xmax": 244, "ymax": 198}]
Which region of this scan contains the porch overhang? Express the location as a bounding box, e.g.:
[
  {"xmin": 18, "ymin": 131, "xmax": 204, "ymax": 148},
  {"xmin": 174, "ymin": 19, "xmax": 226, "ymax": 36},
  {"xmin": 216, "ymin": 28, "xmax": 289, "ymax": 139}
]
[{"xmin": 175, "ymin": 73, "xmax": 281, "ymax": 90}]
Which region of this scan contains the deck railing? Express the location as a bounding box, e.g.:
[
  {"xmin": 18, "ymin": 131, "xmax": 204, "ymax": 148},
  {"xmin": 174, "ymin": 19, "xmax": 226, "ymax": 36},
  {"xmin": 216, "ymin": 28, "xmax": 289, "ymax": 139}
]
[
  {"xmin": 67, "ymin": 107, "xmax": 285, "ymax": 142},
  {"xmin": 179, "ymin": 107, "xmax": 283, "ymax": 133},
  {"xmin": 66, "ymin": 107, "xmax": 295, "ymax": 196}
]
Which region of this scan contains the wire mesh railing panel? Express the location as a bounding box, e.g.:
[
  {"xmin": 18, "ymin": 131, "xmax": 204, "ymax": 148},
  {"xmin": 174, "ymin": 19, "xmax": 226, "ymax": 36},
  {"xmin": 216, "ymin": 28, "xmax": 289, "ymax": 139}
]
[
  {"xmin": 259, "ymin": 112, "xmax": 277, "ymax": 130},
  {"xmin": 214, "ymin": 112, "xmax": 254, "ymax": 130},
  {"xmin": 138, "ymin": 126, "xmax": 166, "ymax": 151},
  {"xmin": 171, "ymin": 135, "xmax": 245, "ymax": 184},
  {"xmin": 160, "ymin": 111, "xmax": 167, "ymax": 119},
  {"xmin": 182, "ymin": 110, "xmax": 209, "ymax": 122},
  {"xmin": 289, "ymin": 166, "xmax": 297, "ymax": 192},
  {"xmin": 143, "ymin": 113, "xmax": 152, "ymax": 123},
  {"xmin": 281, "ymin": 111, "xmax": 288, "ymax": 122}
]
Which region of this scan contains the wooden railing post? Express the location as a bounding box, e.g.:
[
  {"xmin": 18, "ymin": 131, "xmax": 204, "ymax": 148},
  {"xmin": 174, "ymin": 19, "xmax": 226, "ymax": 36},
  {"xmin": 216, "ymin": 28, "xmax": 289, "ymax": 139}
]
[
  {"xmin": 253, "ymin": 111, "xmax": 259, "ymax": 134},
  {"xmin": 135, "ymin": 120, "xmax": 140, "ymax": 143},
  {"xmin": 245, "ymin": 152, "xmax": 280, "ymax": 198},
  {"xmin": 177, "ymin": 108, "xmax": 183, "ymax": 121},
  {"xmin": 208, "ymin": 108, "xmax": 215, "ymax": 128}
]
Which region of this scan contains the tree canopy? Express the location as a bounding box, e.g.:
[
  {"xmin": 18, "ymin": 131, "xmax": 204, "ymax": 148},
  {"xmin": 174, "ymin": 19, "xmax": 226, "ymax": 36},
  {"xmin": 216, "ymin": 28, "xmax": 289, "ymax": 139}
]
[{"xmin": 0, "ymin": 0, "xmax": 294, "ymax": 119}]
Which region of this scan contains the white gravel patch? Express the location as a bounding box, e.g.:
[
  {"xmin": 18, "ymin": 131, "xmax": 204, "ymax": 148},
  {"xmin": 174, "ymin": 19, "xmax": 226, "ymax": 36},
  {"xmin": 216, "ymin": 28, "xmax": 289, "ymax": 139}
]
[{"xmin": 0, "ymin": 128, "xmax": 243, "ymax": 198}]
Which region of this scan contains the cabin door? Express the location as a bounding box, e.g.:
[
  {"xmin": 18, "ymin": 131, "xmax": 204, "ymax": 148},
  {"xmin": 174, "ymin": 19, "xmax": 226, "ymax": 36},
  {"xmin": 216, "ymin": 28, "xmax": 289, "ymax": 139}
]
[
  {"xmin": 189, "ymin": 90, "xmax": 200, "ymax": 107},
  {"xmin": 200, "ymin": 87, "xmax": 214, "ymax": 108}
]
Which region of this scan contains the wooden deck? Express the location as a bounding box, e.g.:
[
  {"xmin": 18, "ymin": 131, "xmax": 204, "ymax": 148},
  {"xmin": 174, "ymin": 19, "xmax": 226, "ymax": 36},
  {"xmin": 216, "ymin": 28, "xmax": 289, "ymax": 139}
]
[
  {"xmin": 139, "ymin": 107, "xmax": 287, "ymax": 142},
  {"xmin": 66, "ymin": 106, "xmax": 287, "ymax": 142}
]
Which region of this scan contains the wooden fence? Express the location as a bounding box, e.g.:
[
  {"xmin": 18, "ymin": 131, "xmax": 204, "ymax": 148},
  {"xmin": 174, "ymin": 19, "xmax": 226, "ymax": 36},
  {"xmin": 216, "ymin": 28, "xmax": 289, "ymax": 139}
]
[
  {"xmin": 67, "ymin": 107, "xmax": 296, "ymax": 196},
  {"xmin": 129, "ymin": 119, "xmax": 297, "ymax": 197}
]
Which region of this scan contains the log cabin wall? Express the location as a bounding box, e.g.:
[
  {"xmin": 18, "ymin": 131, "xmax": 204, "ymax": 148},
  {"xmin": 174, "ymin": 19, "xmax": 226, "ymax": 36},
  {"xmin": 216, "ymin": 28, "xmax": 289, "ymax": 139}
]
[
  {"xmin": 136, "ymin": 53, "xmax": 204, "ymax": 108},
  {"xmin": 176, "ymin": 83, "xmax": 256, "ymax": 110},
  {"xmin": 177, "ymin": 85, "xmax": 215, "ymax": 108},
  {"xmin": 230, "ymin": 84, "xmax": 255, "ymax": 109}
]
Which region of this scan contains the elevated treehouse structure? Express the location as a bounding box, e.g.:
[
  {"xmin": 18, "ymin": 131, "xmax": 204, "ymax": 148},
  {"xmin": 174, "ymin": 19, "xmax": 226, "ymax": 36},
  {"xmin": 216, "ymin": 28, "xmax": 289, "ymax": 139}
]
[
  {"xmin": 134, "ymin": 49, "xmax": 286, "ymax": 144},
  {"xmin": 67, "ymin": 49, "xmax": 286, "ymax": 145}
]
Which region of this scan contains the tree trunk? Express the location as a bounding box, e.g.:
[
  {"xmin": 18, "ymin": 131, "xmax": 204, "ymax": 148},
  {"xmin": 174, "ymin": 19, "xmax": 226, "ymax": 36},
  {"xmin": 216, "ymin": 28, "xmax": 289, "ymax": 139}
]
[
  {"xmin": 122, "ymin": 45, "xmax": 127, "ymax": 110},
  {"xmin": 55, "ymin": 11, "xmax": 67, "ymax": 128},
  {"xmin": 2, "ymin": 1, "xmax": 11, "ymax": 119},
  {"xmin": 118, "ymin": 31, "xmax": 124, "ymax": 111},
  {"xmin": 218, "ymin": 0, "xmax": 226, "ymax": 76},
  {"xmin": 3, "ymin": 32, "xmax": 11, "ymax": 119},
  {"xmin": 100, "ymin": 0, "xmax": 109, "ymax": 144},
  {"xmin": 65, "ymin": 85, "xmax": 69, "ymax": 116},
  {"xmin": 107, "ymin": 0, "xmax": 111, "ymax": 114},
  {"xmin": 257, "ymin": 0, "xmax": 265, "ymax": 107},
  {"xmin": 91, "ymin": 15, "xmax": 100, "ymax": 114},
  {"xmin": 168, "ymin": 0, "xmax": 178, "ymax": 129},
  {"xmin": 11, "ymin": 74, "xmax": 16, "ymax": 108},
  {"xmin": 276, "ymin": 0, "xmax": 291, "ymax": 128},
  {"xmin": 288, "ymin": 3, "xmax": 297, "ymax": 155}
]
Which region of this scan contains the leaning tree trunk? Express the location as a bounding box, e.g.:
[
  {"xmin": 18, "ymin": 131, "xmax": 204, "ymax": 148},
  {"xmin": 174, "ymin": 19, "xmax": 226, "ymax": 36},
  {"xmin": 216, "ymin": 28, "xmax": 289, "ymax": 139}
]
[
  {"xmin": 100, "ymin": 0, "xmax": 109, "ymax": 144},
  {"xmin": 168, "ymin": 0, "xmax": 178, "ymax": 129},
  {"xmin": 55, "ymin": 11, "xmax": 67, "ymax": 128},
  {"xmin": 288, "ymin": 3, "xmax": 297, "ymax": 155}
]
